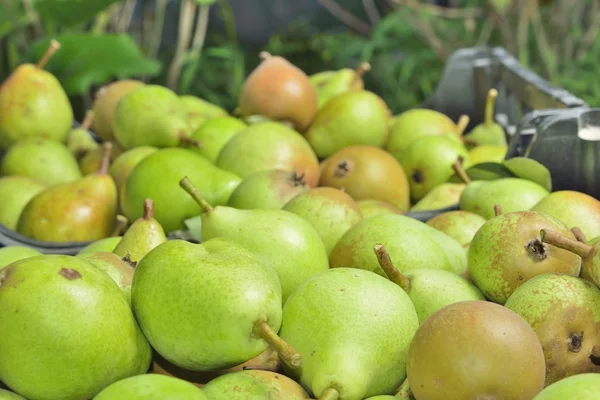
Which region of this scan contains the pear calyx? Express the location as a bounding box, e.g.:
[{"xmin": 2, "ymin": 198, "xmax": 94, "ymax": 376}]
[
  {"xmin": 179, "ymin": 176, "xmax": 214, "ymax": 213},
  {"xmin": 36, "ymin": 39, "xmax": 61, "ymax": 69},
  {"xmin": 485, "ymin": 88, "xmax": 498, "ymax": 128},
  {"xmin": 121, "ymin": 253, "xmax": 138, "ymax": 269},
  {"xmin": 97, "ymin": 142, "xmax": 113, "ymax": 175},
  {"xmin": 374, "ymin": 244, "xmax": 411, "ymax": 291},
  {"xmin": 111, "ymin": 215, "xmax": 129, "ymax": 236},
  {"xmin": 252, "ymin": 320, "xmax": 303, "ymax": 369},
  {"xmin": 289, "ymin": 170, "xmax": 308, "ymax": 188},
  {"xmin": 571, "ymin": 226, "xmax": 588, "ymax": 244},
  {"xmin": 81, "ymin": 110, "xmax": 94, "ymax": 130},
  {"xmin": 143, "ymin": 198, "xmax": 155, "ymax": 220},
  {"xmin": 318, "ymin": 387, "xmax": 340, "ymax": 400},
  {"xmin": 456, "ymin": 114, "xmax": 470, "ymax": 136},
  {"xmin": 452, "ymin": 156, "xmax": 472, "ymax": 184},
  {"xmin": 411, "ymin": 170, "xmax": 424, "ymax": 184},
  {"xmin": 333, "ymin": 159, "xmax": 353, "ymax": 178},
  {"xmin": 540, "ymin": 229, "xmax": 594, "ymax": 259},
  {"xmin": 494, "ymin": 204, "xmax": 503, "ymax": 217},
  {"xmin": 525, "ymin": 238, "xmax": 548, "ymax": 261},
  {"xmin": 179, "ymin": 136, "xmax": 203, "ymax": 149},
  {"xmin": 568, "ymin": 331, "xmax": 584, "ymax": 353}
]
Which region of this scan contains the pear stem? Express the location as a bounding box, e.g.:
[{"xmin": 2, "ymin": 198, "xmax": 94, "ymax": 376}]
[
  {"xmin": 318, "ymin": 388, "xmax": 340, "ymax": 400},
  {"xmin": 494, "ymin": 204, "xmax": 502, "ymax": 216},
  {"xmin": 97, "ymin": 142, "xmax": 112, "ymax": 175},
  {"xmin": 456, "ymin": 114, "xmax": 470, "ymax": 136},
  {"xmin": 396, "ymin": 377, "xmax": 413, "ymax": 399},
  {"xmin": 452, "ymin": 157, "xmax": 472, "ymax": 184},
  {"xmin": 540, "ymin": 229, "xmax": 594, "ymax": 259},
  {"xmin": 242, "ymin": 358, "xmax": 280, "ymax": 372},
  {"xmin": 179, "ymin": 136, "xmax": 203, "ymax": 148},
  {"xmin": 592, "ymin": 345, "xmax": 600, "ymax": 358},
  {"xmin": 179, "ymin": 177, "xmax": 214, "ymax": 213},
  {"xmin": 354, "ymin": 62, "xmax": 371, "ymax": 78},
  {"xmin": 374, "ymin": 244, "xmax": 410, "ymax": 291},
  {"xmin": 485, "ymin": 88, "xmax": 498, "ymax": 128},
  {"xmin": 253, "ymin": 320, "xmax": 303, "ymax": 369},
  {"xmin": 143, "ymin": 199, "xmax": 155, "ymax": 220},
  {"xmin": 571, "ymin": 227, "xmax": 588, "ymax": 244},
  {"xmin": 81, "ymin": 110, "xmax": 94, "ymax": 130},
  {"xmin": 259, "ymin": 51, "xmax": 272, "ymax": 61},
  {"xmin": 36, "ymin": 39, "xmax": 61, "ymax": 69},
  {"xmin": 111, "ymin": 215, "xmax": 129, "ymax": 237}
]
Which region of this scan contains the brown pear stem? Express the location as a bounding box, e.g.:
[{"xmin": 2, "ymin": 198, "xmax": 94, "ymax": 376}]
[
  {"xmin": 571, "ymin": 227, "xmax": 588, "ymax": 244},
  {"xmin": 456, "ymin": 114, "xmax": 470, "ymax": 136},
  {"xmin": 179, "ymin": 176, "xmax": 214, "ymax": 213},
  {"xmin": 111, "ymin": 215, "xmax": 129, "ymax": 236},
  {"xmin": 143, "ymin": 199, "xmax": 155, "ymax": 220},
  {"xmin": 354, "ymin": 62, "xmax": 371, "ymax": 78},
  {"xmin": 396, "ymin": 377, "xmax": 413, "ymax": 399},
  {"xmin": 540, "ymin": 229, "xmax": 594, "ymax": 259},
  {"xmin": 97, "ymin": 142, "xmax": 112, "ymax": 175},
  {"xmin": 318, "ymin": 388, "xmax": 340, "ymax": 400},
  {"xmin": 485, "ymin": 88, "xmax": 498, "ymax": 128},
  {"xmin": 494, "ymin": 204, "xmax": 502, "ymax": 216},
  {"xmin": 259, "ymin": 51, "xmax": 272, "ymax": 61},
  {"xmin": 179, "ymin": 136, "xmax": 203, "ymax": 148},
  {"xmin": 81, "ymin": 110, "xmax": 94, "ymax": 130},
  {"xmin": 452, "ymin": 157, "xmax": 472, "ymax": 184},
  {"xmin": 374, "ymin": 244, "xmax": 410, "ymax": 291},
  {"xmin": 592, "ymin": 345, "xmax": 600, "ymax": 358},
  {"xmin": 253, "ymin": 320, "xmax": 302, "ymax": 368},
  {"xmin": 36, "ymin": 39, "xmax": 61, "ymax": 69}
]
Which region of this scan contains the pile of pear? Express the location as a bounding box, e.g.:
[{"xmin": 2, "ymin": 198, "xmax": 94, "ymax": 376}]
[{"xmin": 1, "ymin": 40, "xmax": 600, "ymax": 400}]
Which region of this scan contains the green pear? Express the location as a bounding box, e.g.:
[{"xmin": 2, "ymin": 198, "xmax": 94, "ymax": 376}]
[
  {"xmin": 92, "ymin": 80, "xmax": 145, "ymax": 142},
  {"xmin": 504, "ymin": 273, "xmax": 600, "ymax": 385},
  {"xmin": 426, "ymin": 210, "xmax": 486, "ymax": 249},
  {"xmin": 216, "ymin": 121, "xmax": 320, "ymax": 187},
  {"xmin": 304, "ymin": 90, "xmax": 390, "ymax": 158},
  {"xmin": 17, "ymin": 144, "xmax": 117, "ymax": 243},
  {"xmin": 460, "ymin": 178, "xmax": 549, "ymax": 219},
  {"xmin": 282, "ymin": 187, "xmax": 363, "ymax": 256},
  {"xmin": 330, "ymin": 214, "xmax": 468, "ymax": 279},
  {"xmin": 463, "ymin": 89, "xmax": 507, "ymax": 148},
  {"xmin": 121, "ymin": 148, "xmax": 241, "ymax": 233},
  {"xmin": 227, "ymin": 169, "xmax": 309, "ymax": 210},
  {"xmin": 468, "ymin": 211, "xmax": 581, "ymax": 304},
  {"xmin": 0, "ymin": 255, "xmax": 151, "ymax": 400},
  {"xmin": 532, "ymin": 373, "xmax": 600, "ymax": 400},
  {"xmin": 0, "ymin": 176, "xmax": 46, "ymax": 230},
  {"xmin": 113, "ymin": 199, "xmax": 167, "ymax": 263},
  {"xmin": 398, "ymin": 135, "xmax": 471, "ymax": 202},
  {"xmin": 357, "ymin": 199, "xmax": 403, "ymax": 218},
  {"xmin": 374, "ymin": 244, "xmax": 485, "ymax": 324},
  {"xmin": 279, "ymin": 268, "xmax": 419, "ymax": 400},
  {"xmin": 180, "ymin": 95, "xmax": 228, "ymax": 131},
  {"xmin": 0, "ymin": 40, "xmax": 73, "ymax": 149},
  {"xmin": 0, "ymin": 138, "xmax": 81, "ymax": 186},
  {"xmin": 363, "ymin": 396, "xmax": 398, "ymax": 400},
  {"xmin": 93, "ymin": 374, "xmax": 208, "ymax": 400},
  {"xmin": 112, "ymin": 85, "xmax": 193, "ymax": 149},
  {"xmin": 132, "ymin": 237, "xmax": 302, "ymax": 371},
  {"xmin": 180, "ymin": 177, "xmax": 329, "ymax": 302},
  {"xmin": 202, "ymin": 370, "xmax": 310, "ymax": 399},
  {"xmin": 409, "ymin": 183, "xmax": 465, "ymax": 212},
  {"xmin": 0, "ymin": 246, "xmax": 42, "ymax": 268},
  {"xmin": 309, "ymin": 62, "xmax": 370, "ymax": 109},
  {"xmin": 66, "ymin": 110, "xmax": 99, "ymax": 160},
  {"xmin": 0, "ymin": 389, "xmax": 26, "ymax": 399},
  {"xmin": 190, "ymin": 116, "xmax": 247, "ymax": 163},
  {"xmin": 109, "ymin": 146, "xmax": 158, "ymax": 193},
  {"xmin": 77, "ymin": 236, "xmax": 123, "ymax": 255},
  {"xmin": 77, "ymin": 251, "xmax": 136, "ymax": 304},
  {"xmin": 468, "ymin": 144, "xmax": 507, "ymax": 165}
]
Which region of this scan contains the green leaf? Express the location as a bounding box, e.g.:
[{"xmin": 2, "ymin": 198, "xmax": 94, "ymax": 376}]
[
  {"xmin": 448, "ymin": 162, "xmax": 516, "ymax": 183},
  {"xmin": 33, "ymin": 0, "xmax": 122, "ymax": 27},
  {"xmin": 192, "ymin": 0, "xmax": 216, "ymax": 4},
  {"xmin": 27, "ymin": 34, "xmax": 161, "ymax": 95},
  {"xmin": 503, "ymin": 157, "xmax": 553, "ymax": 192}
]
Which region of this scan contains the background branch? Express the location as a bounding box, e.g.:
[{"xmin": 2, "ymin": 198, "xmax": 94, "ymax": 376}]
[{"xmin": 317, "ymin": 0, "xmax": 371, "ymax": 36}]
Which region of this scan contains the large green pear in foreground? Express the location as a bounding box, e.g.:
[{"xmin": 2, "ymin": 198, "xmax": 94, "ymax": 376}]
[
  {"xmin": 279, "ymin": 268, "xmax": 419, "ymax": 400},
  {"xmin": 180, "ymin": 177, "xmax": 329, "ymax": 302},
  {"xmin": 93, "ymin": 374, "xmax": 208, "ymax": 400},
  {"xmin": 0, "ymin": 255, "xmax": 151, "ymax": 400}
]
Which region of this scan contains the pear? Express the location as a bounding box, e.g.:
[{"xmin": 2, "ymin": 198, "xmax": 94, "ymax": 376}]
[
  {"xmin": 122, "ymin": 148, "xmax": 241, "ymax": 233},
  {"xmin": 468, "ymin": 211, "xmax": 582, "ymax": 304},
  {"xmin": 463, "ymin": 89, "xmax": 507, "ymax": 148},
  {"xmin": 304, "ymin": 90, "xmax": 390, "ymax": 158},
  {"xmin": 237, "ymin": 52, "xmax": 318, "ymax": 132},
  {"xmin": 66, "ymin": 110, "xmax": 99, "ymax": 159},
  {"xmin": 282, "ymin": 187, "xmax": 363, "ymax": 256},
  {"xmin": 426, "ymin": 210, "xmax": 486, "ymax": 249},
  {"xmin": 180, "ymin": 95, "xmax": 228, "ymax": 131},
  {"xmin": 132, "ymin": 237, "xmax": 302, "ymax": 370},
  {"xmin": 0, "ymin": 138, "xmax": 82, "ymax": 186},
  {"xmin": 468, "ymin": 144, "xmax": 507, "ymax": 164},
  {"xmin": 0, "ymin": 246, "xmax": 41, "ymax": 268},
  {"xmin": 227, "ymin": 169, "xmax": 309, "ymax": 210},
  {"xmin": 93, "ymin": 374, "xmax": 208, "ymax": 400},
  {"xmin": 0, "ymin": 176, "xmax": 46, "ymax": 230},
  {"xmin": 77, "ymin": 251, "xmax": 136, "ymax": 304},
  {"xmin": 216, "ymin": 121, "xmax": 320, "ymax": 187},
  {"xmin": 329, "ymin": 214, "xmax": 468, "ymax": 278},
  {"xmin": 531, "ymin": 190, "xmax": 600, "ymax": 240},
  {"xmin": 406, "ymin": 301, "xmax": 546, "ymax": 400},
  {"xmin": 190, "ymin": 116, "xmax": 247, "ymax": 162},
  {"xmin": 112, "ymin": 85, "xmax": 193, "ymax": 149},
  {"xmin": 17, "ymin": 143, "xmax": 117, "ymax": 243},
  {"xmin": 279, "ymin": 268, "xmax": 419, "ymax": 400},
  {"xmin": 77, "ymin": 236, "xmax": 123, "ymax": 255},
  {"xmin": 532, "ymin": 373, "xmax": 600, "ymax": 400},
  {"xmin": 310, "ymin": 62, "xmax": 371, "ymax": 108},
  {"xmin": 79, "ymin": 143, "xmax": 123, "ymax": 175},
  {"xmin": 92, "ymin": 79, "xmax": 145, "ymax": 142},
  {"xmin": 0, "ymin": 389, "xmax": 25, "ymax": 399},
  {"xmin": 409, "ymin": 183, "xmax": 465, "ymax": 212},
  {"xmin": 202, "ymin": 370, "xmax": 310, "ymax": 399},
  {"xmin": 108, "ymin": 146, "xmax": 158, "ymax": 193},
  {"xmin": 504, "ymin": 273, "xmax": 600, "ymax": 385},
  {"xmin": 180, "ymin": 177, "xmax": 329, "ymax": 302},
  {"xmin": 0, "ymin": 255, "xmax": 151, "ymax": 400},
  {"xmin": 386, "ymin": 109, "xmax": 458, "ymax": 156},
  {"xmin": 113, "ymin": 199, "xmax": 167, "ymax": 263},
  {"xmin": 356, "ymin": 199, "xmax": 403, "ymax": 218},
  {"xmin": 374, "ymin": 244, "xmax": 485, "ymax": 324},
  {"xmin": 319, "ymin": 145, "xmax": 410, "ymax": 211},
  {"xmin": 0, "ymin": 40, "xmax": 73, "ymax": 149}
]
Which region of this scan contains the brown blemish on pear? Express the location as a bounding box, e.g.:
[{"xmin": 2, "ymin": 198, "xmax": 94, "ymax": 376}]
[{"xmin": 59, "ymin": 268, "xmax": 81, "ymax": 280}]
